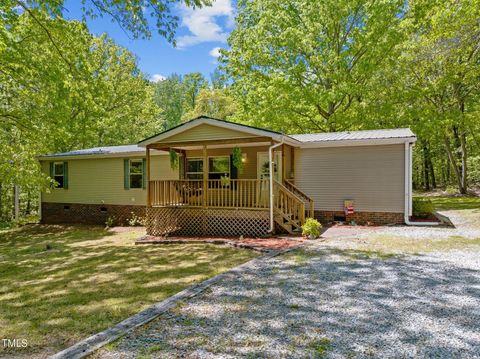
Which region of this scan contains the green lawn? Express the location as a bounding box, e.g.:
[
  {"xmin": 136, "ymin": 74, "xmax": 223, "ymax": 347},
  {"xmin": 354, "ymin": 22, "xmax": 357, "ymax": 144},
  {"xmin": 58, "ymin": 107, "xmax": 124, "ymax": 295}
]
[
  {"xmin": 414, "ymin": 194, "xmax": 480, "ymax": 210},
  {"xmin": 0, "ymin": 225, "xmax": 258, "ymax": 357}
]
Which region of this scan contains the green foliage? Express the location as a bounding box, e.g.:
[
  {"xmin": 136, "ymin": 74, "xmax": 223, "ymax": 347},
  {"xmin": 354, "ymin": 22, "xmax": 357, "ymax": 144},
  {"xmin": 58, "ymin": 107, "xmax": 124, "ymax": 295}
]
[
  {"xmin": 169, "ymin": 150, "xmax": 179, "ymax": 170},
  {"xmin": 0, "ymin": 0, "xmax": 211, "ymax": 42},
  {"xmin": 223, "ymin": 0, "xmax": 405, "ymax": 133},
  {"xmin": 183, "ymin": 88, "xmax": 237, "ymax": 120},
  {"xmin": 301, "ymin": 218, "xmax": 322, "ymax": 238},
  {"xmin": 0, "ymin": 11, "xmax": 161, "ymax": 219},
  {"xmin": 412, "ymin": 198, "xmax": 435, "ymax": 217},
  {"xmin": 232, "ymin": 146, "xmax": 244, "ymax": 174},
  {"xmin": 154, "ymin": 74, "xmax": 186, "ymax": 130},
  {"xmin": 105, "ymin": 216, "xmax": 115, "ymax": 229},
  {"xmin": 182, "ymin": 72, "xmax": 209, "ymax": 114},
  {"xmin": 468, "ymin": 156, "xmax": 480, "ymax": 186}
]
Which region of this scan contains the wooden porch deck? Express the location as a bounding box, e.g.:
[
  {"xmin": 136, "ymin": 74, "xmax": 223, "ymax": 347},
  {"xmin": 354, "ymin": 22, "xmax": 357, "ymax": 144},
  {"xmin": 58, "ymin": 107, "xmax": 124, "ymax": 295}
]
[{"xmin": 146, "ymin": 179, "xmax": 314, "ymax": 236}]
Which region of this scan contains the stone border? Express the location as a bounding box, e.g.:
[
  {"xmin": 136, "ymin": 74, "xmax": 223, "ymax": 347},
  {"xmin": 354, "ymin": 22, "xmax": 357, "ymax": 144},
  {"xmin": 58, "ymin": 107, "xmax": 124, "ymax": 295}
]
[{"xmin": 49, "ymin": 247, "xmax": 298, "ymax": 359}]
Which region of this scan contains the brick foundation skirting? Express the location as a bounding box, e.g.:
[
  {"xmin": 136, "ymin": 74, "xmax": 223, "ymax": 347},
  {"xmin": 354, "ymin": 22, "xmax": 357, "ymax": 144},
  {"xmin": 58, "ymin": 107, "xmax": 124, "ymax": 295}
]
[
  {"xmin": 41, "ymin": 202, "xmax": 146, "ymax": 226},
  {"xmin": 314, "ymin": 210, "xmax": 404, "ymax": 225}
]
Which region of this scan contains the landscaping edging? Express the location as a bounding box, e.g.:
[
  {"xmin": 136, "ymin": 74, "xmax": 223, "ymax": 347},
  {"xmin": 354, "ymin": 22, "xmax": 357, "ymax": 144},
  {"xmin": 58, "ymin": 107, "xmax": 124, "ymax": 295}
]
[{"xmin": 49, "ymin": 247, "xmax": 299, "ymax": 359}]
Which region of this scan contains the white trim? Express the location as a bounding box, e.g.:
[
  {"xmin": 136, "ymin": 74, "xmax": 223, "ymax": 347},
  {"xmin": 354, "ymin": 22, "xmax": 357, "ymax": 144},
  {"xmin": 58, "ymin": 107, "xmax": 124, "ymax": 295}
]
[
  {"xmin": 403, "ymin": 141, "xmax": 438, "ymax": 226},
  {"xmin": 138, "ymin": 117, "xmax": 301, "ymax": 147},
  {"xmin": 299, "ymin": 137, "xmax": 416, "ymax": 149},
  {"xmin": 269, "ymin": 140, "xmax": 284, "ymax": 233}
]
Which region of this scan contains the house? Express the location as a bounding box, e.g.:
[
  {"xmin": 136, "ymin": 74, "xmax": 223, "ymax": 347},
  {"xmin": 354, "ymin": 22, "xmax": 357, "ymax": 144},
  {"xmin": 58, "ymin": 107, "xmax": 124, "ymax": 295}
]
[{"xmin": 39, "ymin": 116, "xmax": 417, "ymax": 236}]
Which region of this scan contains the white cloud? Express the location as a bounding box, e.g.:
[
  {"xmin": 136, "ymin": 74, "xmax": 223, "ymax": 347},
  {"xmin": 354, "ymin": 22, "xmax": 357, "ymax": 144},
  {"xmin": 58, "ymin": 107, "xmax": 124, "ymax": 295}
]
[
  {"xmin": 151, "ymin": 74, "xmax": 166, "ymax": 82},
  {"xmin": 209, "ymin": 47, "xmax": 222, "ymax": 58},
  {"xmin": 177, "ymin": 0, "xmax": 234, "ymax": 48}
]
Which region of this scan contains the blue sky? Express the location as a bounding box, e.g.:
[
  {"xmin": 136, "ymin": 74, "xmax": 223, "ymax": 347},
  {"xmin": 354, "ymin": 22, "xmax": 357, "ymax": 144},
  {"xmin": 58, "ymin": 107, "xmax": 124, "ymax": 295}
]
[{"xmin": 62, "ymin": 0, "xmax": 236, "ymax": 82}]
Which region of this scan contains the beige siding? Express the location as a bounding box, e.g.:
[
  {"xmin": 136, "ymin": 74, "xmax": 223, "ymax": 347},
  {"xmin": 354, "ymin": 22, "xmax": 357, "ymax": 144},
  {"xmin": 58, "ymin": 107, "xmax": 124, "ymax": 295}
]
[
  {"xmin": 185, "ymin": 146, "xmax": 269, "ymax": 179},
  {"xmin": 294, "ymin": 144, "xmax": 405, "ymax": 213},
  {"xmin": 283, "ymin": 144, "xmax": 293, "ymax": 179},
  {"xmin": 41, "ymin": 155, "xmax": 178, "ymax": 205},
  {"xmin": 162, "ymin": 124, "xmax": 256, "ymax": 143}
]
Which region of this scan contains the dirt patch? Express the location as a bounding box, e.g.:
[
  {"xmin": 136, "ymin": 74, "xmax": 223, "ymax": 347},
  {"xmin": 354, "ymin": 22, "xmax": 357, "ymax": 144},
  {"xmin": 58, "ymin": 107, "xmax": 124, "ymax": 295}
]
[{"xmin": 136, "ymin": 235, "xmax": 306, "ymax": 251}]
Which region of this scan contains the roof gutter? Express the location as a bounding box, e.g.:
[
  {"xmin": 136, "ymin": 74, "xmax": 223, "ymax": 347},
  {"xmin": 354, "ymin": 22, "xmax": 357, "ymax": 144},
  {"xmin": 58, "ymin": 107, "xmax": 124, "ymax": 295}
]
[
  {"xmin": 404, "ymin": 141, "xmax": 438, "ymax": 226},
  {"xmin": 268, "ymin": 138, "xmax": 284, "ymax": 233}
]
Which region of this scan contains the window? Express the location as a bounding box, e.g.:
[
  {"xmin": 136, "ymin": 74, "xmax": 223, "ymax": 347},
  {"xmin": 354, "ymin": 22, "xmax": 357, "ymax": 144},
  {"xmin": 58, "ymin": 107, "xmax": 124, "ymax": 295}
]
[
  {"xmin": 208, "ymin": 156, "xmax": 230, "ymax": 180},
  {"xmin": 186, "ymin": 158, "xmax": 203, "ymax": 180},
  {"xmin": 53, "ymin": 162, "xmax": 64, "ymax": 188},
  {"xmin": 185, "ymin": 157, "xmax": 231, "ymax": 180},
  {"xmin": 129, "ymin": 160, "xmax": 143, "ymax": 189}
]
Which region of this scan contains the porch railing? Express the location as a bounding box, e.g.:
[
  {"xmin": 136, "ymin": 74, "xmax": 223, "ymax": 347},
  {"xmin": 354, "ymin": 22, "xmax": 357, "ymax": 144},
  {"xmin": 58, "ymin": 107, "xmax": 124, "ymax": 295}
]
[{"xmin": 149, "ymin": 179, "xmax": 270, "ymax": 209}]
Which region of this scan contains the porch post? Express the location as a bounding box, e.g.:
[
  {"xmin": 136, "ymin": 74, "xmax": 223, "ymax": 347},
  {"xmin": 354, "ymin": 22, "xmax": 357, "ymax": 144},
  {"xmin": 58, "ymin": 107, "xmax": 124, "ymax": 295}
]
[
  {"xmin": 202, "ymin": 144, "xmax": 208, "ymax": 207},
  {"xmin": 146, "ymin": 145, "xmax": 151, "ymax": 206}
]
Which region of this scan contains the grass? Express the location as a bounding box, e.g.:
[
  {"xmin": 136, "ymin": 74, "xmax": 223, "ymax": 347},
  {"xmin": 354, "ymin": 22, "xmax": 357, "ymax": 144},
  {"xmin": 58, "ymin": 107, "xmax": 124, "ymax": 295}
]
[
  {"xmin": 414, "ymin": 194, "xmax": 480, "ymax": 210},
  {"xmin": 349, "ymin": 235, "xmax": 480, "ymax": 255},
  {"xmin": 0, "ymin": 224, "xmax": 258, "ymax": 357}
]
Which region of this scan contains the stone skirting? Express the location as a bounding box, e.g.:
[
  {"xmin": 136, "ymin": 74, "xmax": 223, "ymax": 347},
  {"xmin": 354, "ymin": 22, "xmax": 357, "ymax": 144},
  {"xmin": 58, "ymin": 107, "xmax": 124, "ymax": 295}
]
[
  {"xmin": 314, "ymin": 210, "xmax": 404, "ymax": 225},
  {"xmin": 41, "ymin": 202, "xmax": 146, "ymax": 226},
  {"xmin": 146, "ymin": 207, "xmax": 270, "ymax": 237}
]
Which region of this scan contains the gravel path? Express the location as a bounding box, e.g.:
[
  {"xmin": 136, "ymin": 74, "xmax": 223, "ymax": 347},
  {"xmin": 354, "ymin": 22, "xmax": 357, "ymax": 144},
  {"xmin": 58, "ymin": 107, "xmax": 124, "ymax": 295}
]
[{"xmin": 95, "ymin": 211, "xmax": 480, "ymax": 359}]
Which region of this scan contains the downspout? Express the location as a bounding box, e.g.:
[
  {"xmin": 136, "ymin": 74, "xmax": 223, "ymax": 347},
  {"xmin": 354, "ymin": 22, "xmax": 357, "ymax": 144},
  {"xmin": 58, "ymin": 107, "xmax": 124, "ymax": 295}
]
[
  {"xmin": 269, "ymin": 138, "xmax": 284, "ymax": 233},
  {"xmin": 404, "ymin": 141, "xmax": 438, "ymax": 226}
]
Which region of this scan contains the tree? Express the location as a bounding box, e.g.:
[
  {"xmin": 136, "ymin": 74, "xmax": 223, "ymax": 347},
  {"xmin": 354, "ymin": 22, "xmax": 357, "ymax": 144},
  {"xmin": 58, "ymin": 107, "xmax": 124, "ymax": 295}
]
[
  {"xmin": 400, "ymin": 0, "xmax": 480, "ymax": 193},
  {"xmin": 1, "ymin": 0, "xmax": 210, "ymax": 42},
  {"xmin": 183, "ymin": 88, "xmax": 237, "ymax": 120},
  {"xmin": 0, "ymin": 11, "xmax": 160, "ymax": 218},
  {"xmin": 223, "ymin": 0, "xmax": 405, "ymax": 133},
  {"xmin": 153, "ymin": 74, "xmax": 186, "ymax": 130},
  {"xmin": 182, "ymin": 72, "xmax": 208, "ymax": 116}
]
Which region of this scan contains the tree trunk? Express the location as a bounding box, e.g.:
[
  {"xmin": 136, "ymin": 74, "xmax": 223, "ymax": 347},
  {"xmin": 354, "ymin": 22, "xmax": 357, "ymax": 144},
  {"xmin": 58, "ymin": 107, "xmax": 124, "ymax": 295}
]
[
  {"xmin": 26, "ymin": 191, "xmax": 31, "ymax": 215},
  {"xmin": 444, "ymin": 134, "xmax": 466, "ymax": 194},
  {"xmin": 459, "ymin": 131, "xmax": 468, "ymax": 193},
  {"xmin": 423, "ymin": 144, "xmax": 430, "ymax": 190},
  {"xmin": 0, "ymin": 182, "xmax": 3, "ymax": 221}
]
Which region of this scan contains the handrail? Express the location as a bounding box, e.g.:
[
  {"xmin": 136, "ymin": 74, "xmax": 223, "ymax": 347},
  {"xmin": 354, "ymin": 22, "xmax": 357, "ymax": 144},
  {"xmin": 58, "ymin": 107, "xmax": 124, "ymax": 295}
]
[
  {"xmin": 284, "ymin": 179, "xmax": 315, "ymax": 218},
  {"xmin": 149, "ymin": 179, "xmax": 269, "ymax": 209},
  {"xmin": 272, "ymin": 180, "xmax": 306, "ymax": 230}
]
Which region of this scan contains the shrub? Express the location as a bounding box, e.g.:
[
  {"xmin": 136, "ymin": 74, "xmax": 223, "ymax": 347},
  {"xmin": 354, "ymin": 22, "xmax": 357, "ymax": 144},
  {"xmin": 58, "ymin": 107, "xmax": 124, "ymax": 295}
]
[
  {"xmin": 127, "ymin": 212, "xmax": 145, "ymax": 226},
  {"xmin": 412, "ymin": 198, "xmax": 434, "ymax": 217},
  {"xmin": 104, "ymin": 216, "xmax": 115, "ymax": 229},
  {"xmin": 302, "ymin": 218, "xmax": 322, "ymax": 239}
]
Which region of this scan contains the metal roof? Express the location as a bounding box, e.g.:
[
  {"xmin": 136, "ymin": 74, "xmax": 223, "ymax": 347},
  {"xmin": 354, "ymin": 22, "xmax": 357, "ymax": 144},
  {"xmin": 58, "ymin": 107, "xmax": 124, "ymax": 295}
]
[
  {"xmin": 290, "ymin": 128, "xmax": 416, "ymax": 142},
  {"xmin": 39, "ymin": 128, "xmax": 416, "ymax": 159},
  {"xmin": 39, "ymin": 145, "xmax": 144, "ymax": 158}
]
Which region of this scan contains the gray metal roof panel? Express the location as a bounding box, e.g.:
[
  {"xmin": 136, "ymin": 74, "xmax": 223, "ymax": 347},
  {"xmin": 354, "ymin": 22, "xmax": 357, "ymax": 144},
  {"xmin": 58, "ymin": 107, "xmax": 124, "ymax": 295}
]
[
  {"xmin": 41, "ymin": 145, "xmax": 144, "ymax": 158},
  {"xmin": 290, "ymin": 128, "xmax": 415, "ymax": 142}
]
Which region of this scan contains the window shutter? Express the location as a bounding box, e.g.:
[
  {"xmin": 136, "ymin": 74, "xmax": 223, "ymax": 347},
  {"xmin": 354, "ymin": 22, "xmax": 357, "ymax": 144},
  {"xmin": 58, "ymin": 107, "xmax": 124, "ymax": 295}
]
[
  {"xmin": 63, "ymin": 161, "xmax": 68, "ymax": 189},
  {"xmin": 49, "ymin": 162, "xmax": 54, "ymax": 178},
  {"xmin": 142, "ymin": 158, "xmax": 147, "ymax": 189},
  {"xmin": 124, "ymin": 159, "xmax": 130, "ymax": 190}
]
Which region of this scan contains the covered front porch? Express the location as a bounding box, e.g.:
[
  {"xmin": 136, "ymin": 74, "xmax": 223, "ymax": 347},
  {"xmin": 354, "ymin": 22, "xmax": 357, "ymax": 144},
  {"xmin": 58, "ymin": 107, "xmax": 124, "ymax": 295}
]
[{"xmin": 140, "ymin": 117, "xmax": 313, "ymax": 237}]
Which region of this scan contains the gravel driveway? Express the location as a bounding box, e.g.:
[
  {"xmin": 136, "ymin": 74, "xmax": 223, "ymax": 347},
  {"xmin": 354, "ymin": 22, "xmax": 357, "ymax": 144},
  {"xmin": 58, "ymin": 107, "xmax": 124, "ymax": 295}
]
[{"xmin": 96, "ymin": 210, "xmax": 480, "ymax": 358}]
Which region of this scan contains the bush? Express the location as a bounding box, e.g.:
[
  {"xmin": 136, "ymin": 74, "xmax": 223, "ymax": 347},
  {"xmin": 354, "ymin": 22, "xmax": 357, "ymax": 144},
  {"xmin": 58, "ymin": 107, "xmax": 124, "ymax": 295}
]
[
  {"xmin": 412, "ymin": 198, "xmax": 434, "ymax": 217},
  {"xmin": 302, "ymin": 218, "xmax": 322, "ymax": 239}
]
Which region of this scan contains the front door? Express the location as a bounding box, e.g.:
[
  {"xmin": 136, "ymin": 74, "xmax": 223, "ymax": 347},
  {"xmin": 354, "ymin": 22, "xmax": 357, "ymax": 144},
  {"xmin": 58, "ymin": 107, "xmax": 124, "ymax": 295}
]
[
  {"xmin": 257, "ymin": 152, "xmax": 282, "ymax": 182},
  {"xmin": 257, "ymin": 152, "xmax": 282, "ymax": 205}
]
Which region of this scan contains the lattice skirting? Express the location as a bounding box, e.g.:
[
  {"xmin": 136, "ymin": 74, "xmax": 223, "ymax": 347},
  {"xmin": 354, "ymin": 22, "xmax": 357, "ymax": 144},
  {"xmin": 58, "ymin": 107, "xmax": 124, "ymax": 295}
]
[{"xmin": 146, "ymin": 207, "xmax": 270, "ymax": 237}]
